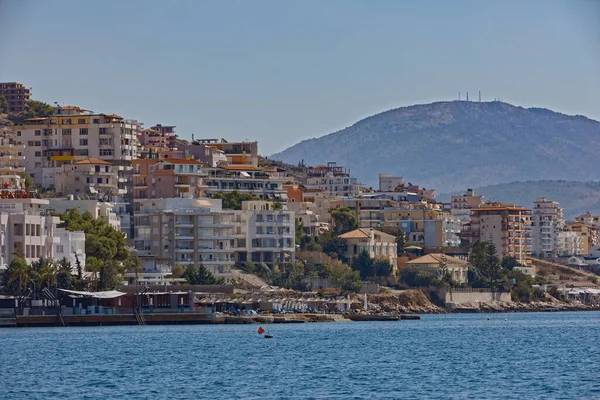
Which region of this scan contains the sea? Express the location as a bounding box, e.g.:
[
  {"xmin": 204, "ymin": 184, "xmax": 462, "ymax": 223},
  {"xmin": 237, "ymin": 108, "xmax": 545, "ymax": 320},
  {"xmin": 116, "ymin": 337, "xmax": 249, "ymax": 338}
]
[{"xmin": 1, "ymin": 312, "xmax": 599, "ymax": 399}]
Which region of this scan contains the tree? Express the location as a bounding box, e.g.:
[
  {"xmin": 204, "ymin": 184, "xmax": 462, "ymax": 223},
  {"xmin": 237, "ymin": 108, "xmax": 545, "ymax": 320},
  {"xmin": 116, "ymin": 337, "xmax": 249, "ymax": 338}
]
[
  {"xmin": 269, "ymin": 200, "xmax": 283, "ymax": 210},
  {"xmin": 55, "ymin": 258, "xmax": 74, "ymax": 290},
  {"xmin": 472, "ymin": 241, "xmax": 505, "ymax": 292},
  {"xmin": 501, "ymin": 256, "xmax": 519, "ymax": 271},
  {"xmin": 328, "ymin": 264, "xmax": 362, "ymax": 293},
  {"xmin": 58, "ymin": 209, "xmax": 130, "ymax": 290},
  {"xmin": 400, "ymin": 265, "xmax": 439, "ymax": 287},
  {"xmin": 0, "ymin": 95, "xmax": 8, "ymax": 114},
  {"xmin": 295, "ymin": 218, "xmax": 306, "ymax": 245},
  {"xmin": 8, "ymin": 100, "xmax": 55, "ymax": 123},
  {"xmin": 211, "ymin": 191, "xmax": 259, "ymax": 210},
  {"xmin": 351, "ymin": 250, "xmax": 375, "ymax": 279},
  {"xmin": 2, "ymin": 258, "xmax": 30, "ymax": 296},
  {"xmin": 183, "ymin": 264, "xmax": 225, "ymax": 285},
  {"xmin": 243, "ymin": 261, "xmax": 256, "ymax": 273},
  {"xmin": 171, "ymin": 265, "xmax": 185, "ymax": 278},
  {"xmin": 374, "ymin": 259, "xmax": 393, "ymax": 277},
  {"xmin": 20, "ymin": 171, "xmax": 35, "ymax": 191},
  {"xmin": 256, "ymin": 262, "xmax": 271, "ymax": 279},
  {"xmin": 391, "ymin": 228, "xmax": 408, "ymax": 256},
  {"xmin": 321, "ymin": 236, "xmax": 348, "ymax": 261},
  {"xmin": 331, "ymin": 207, "xmax": 358, "ymax": 235}
]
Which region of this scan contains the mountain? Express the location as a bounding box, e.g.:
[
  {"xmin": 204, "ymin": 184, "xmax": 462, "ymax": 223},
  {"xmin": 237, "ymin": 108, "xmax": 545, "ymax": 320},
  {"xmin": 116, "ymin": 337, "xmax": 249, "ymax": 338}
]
[
  {"xmin": 439, "ymin": 180, "xmax": 600, "ymax": 220},
  {"xmin": 271, "ymin": 101, "xmax": 600, "ymax": 192}
]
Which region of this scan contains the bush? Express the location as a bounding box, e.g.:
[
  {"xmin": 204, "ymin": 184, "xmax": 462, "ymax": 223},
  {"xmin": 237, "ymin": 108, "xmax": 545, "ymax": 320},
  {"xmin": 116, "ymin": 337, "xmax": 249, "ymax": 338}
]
[{"xmin": 400, "ymin": 265, "xmax": 439, "ymax": 287}]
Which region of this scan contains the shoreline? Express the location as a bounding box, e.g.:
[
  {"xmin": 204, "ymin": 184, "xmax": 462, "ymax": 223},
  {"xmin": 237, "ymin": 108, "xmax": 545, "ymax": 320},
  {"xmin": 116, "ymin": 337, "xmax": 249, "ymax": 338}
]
[{"xmin": 1, "ymin": 304, "xmax": 598, "ymax": 328}]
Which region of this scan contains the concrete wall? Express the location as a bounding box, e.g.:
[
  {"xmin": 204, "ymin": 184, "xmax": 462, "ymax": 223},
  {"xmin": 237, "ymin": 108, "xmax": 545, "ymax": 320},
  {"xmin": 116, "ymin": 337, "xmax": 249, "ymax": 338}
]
[{"xmin": 439, "ymin": 288, "xmax": 511, "ymax": 306}]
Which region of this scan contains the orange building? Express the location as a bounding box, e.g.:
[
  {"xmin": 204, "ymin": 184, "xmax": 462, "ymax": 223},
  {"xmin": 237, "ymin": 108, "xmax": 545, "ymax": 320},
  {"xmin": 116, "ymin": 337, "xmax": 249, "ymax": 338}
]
[{"xmin": 283, "ymin": 184, "xmax": 303, "ymax": 203}]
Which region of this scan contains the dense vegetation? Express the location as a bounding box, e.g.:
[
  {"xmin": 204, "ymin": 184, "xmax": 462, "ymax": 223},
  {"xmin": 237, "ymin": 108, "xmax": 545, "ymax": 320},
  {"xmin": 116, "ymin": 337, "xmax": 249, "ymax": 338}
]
[{"xmin": 211, "ymin": 191, "xmax": 259, "ymax": 210}]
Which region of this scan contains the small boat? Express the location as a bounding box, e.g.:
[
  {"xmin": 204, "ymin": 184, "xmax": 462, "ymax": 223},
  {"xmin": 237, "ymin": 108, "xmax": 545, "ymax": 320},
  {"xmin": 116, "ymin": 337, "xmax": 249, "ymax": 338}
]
[{"xmin": 264, "ymin": 335, "xmax": 274, "ymax": 339}]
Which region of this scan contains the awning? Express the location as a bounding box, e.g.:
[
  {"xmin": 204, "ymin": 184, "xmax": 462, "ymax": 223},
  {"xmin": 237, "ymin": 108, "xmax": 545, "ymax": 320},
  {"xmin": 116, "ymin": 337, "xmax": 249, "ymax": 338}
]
[{"xmin": 58, "ymin": 289, "xmax": 126, "ymax": 299}]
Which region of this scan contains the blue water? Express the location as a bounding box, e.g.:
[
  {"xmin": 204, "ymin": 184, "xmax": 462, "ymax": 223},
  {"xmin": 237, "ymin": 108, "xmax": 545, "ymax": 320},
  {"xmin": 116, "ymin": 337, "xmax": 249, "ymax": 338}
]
[{"xmin": 1, "ymin": 312, "xmax": 599, "ymax": 399}]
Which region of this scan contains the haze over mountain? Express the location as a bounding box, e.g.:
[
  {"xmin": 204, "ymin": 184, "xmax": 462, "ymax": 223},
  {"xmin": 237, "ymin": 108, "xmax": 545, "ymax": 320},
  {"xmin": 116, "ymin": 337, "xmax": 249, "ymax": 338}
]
[{"xmin": 271, "ymin": 101, "xmax": 600, "ymax": 192}]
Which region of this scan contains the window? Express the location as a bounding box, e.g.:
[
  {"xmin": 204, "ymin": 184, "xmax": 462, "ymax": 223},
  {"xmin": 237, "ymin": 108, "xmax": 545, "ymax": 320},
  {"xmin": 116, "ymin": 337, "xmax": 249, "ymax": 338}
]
[
  {"xmin": 56, "ymin": 244, "xmax": 64, "ymax": 253},
  {"xmin": 86, "ymin": 177, "xmax": 92, "ymax": 184},
  {"xmin": 79, "ymin": 139, "xmax": 88, "ymax": 146},
  {"xmin": 63, "ymin": 119, "xmax": 71, "ymax": 124},
  {"xmin": 93, "ymin": 118, "xmax": 99, "ymax": 124},
  {"xmin": 99, "ymin": 138, "xmax": 112, "ymax": 145},
  {"xmin": 43, "ymin": 129, "xmax": 52, "ymax": 136},
  {"xmin": 100, "ymin": 149, "xmax": 113, "ymax": 156},
  {"xmin": 62, "ymin": 129, "xmax": 72, "ymax": 135},
  {"xmin": 35, "ymin": 130, "xmax": 41, "ymax": 136},
  {"xmin": 97, "ymin": 178, "xmax": 102, "ymax": 184},
  {"xmin": 42, "ymin": 140, "xmax": 48, "ymax": 146},
  {"xmin": 80, "ymin": 128, "xmax": 88, "ymax": 135},
  {"xmin": 16, "ymin": 131, "xmax": 21, "ymax": 136},
  {"xmin": 78, "ymin": 118, "xmax": 85, "ymax": 124},
  {"xmin": 34, "ymin": 141, "xmax": 41, "ymax": 146},
  {"xmin": 35, "ymin": 151, "xmax": 41, "ymax": 157},
  {"xmin": 99, "ymin": 128, "xmax": 108, "ymax": 134},
  {"xmin": 75, "ymin": 149, "xmax": 89, "ymax": 156},
  {"xmin": 27, "ymin": 141, "xmax": 34, "ymax": 146}
]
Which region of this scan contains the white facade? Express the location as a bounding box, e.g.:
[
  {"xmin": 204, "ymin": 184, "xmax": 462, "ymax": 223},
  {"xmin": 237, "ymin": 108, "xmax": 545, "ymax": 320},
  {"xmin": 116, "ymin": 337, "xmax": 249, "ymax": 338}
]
[
  {"xmin": 306, "ymin": 172, "xmax": 363, "ymax": 197},
  {"xmin": 556, "ymin": 231, "xmax": 583, "ymax": 257},
  {"xmin": 531, "ymin": 197, "xmax": 564, "ymax": 256},
  {"xmin": 0, "ymin": 198, "xmax": 86, "ymax": 268},
  {"xmin": 134, "ymin": 198, "xmax": 235, "ymax": 280},
  {"xmin": 378, "ymin": 174, "xmax": 404, "ymax": 192},
  {"xmin": 53, "ymin": 228, "xmax": 86, "ymax": 270},
  {"xmin": 234, "ymin": 201, "xmax": 295, "ymax": 269}
]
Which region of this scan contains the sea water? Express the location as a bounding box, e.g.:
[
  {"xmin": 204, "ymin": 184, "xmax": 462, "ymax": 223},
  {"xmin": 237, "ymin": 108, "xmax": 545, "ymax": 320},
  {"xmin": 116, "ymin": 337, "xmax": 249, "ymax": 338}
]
[{"xmin": 1, "ymin": 312, "xmax": 599, "ymax": 399}]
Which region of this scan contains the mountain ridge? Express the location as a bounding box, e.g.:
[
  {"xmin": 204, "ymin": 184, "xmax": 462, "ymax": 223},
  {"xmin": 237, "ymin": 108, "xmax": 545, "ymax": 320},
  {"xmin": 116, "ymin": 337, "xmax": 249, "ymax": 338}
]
[{"xmin": 271, "ymin": 101, "xmax": 600, "ymax": 192}]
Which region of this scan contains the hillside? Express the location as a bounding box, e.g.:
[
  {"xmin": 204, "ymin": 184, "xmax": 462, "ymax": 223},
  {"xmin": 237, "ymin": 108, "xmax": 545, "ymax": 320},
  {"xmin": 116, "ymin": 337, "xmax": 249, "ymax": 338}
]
[
  {"xmin": 439, "ymin": 180, "xmax": 600, "ymax": 219},
  {"xmin": 271, "ymin": 101, "xmax": 600, "ymax": 192}
]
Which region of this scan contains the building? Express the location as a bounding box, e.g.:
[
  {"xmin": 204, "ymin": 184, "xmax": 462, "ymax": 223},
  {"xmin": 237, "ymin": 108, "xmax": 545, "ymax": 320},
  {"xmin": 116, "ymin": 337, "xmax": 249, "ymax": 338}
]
[
  {"xmin": 234, "ymin": 201, "xmax": 295, "ymax": 269},
  {"xmin": 0, "ymin": 196, "xmax": 85, "ymax": 268},
  {"xmin": 338, "ymin": 228, "xmax": 398, "ymax": 273},
  {"xmin": 469, "ymin": 202, "xmax": 532, "ymax": 264},
  {"xmin": 378, "ymin": 174, "xmax": 404, "ymax": 192},
  {"xmin": 405, "ymin": 253, "xmax": 468, "ymax": 284},
  {"xmin": 0, "ymin": 82, "xmax": 31, "ymax": 113},
  {"xmin": 54, "ymin": 158, "xmax": 122, "ymax": 198},
  {"xmin": 132, "ymin": 158, "xmax": 207, "ymax": 203},
  {"xmin": 283, "ymin": 183, "xmax": 303, "ymax": 203},
  {"xmin": 305, "ymin": 162, "xmax": 364, "ymax": 197},
  {"xmin": 556, "ymin": 231, "xmax": 583, "ymax": 257},
  {"xmin": 450, "ymin": 189, "xmax": 484, "ymax": 221},
  {"xmin": 149, "ymin": 124, "xmax": 178, "ymax": 148},
  {"xmin": 44, "ymin": 198, "xmax": 121, "ymax": 232},
  {"xmin": 15, "ymin": 109, "xmax": 138, "ymax": 188},
  {"xmin": 531, "ymin": 197, "xmax": 564, "ymax": 257},
  {"xmin": 288, "ymin": 201, "xmax": 329, "ymax": 236},
  {"xmin": 0, "ymin": 125, "xmax": 25, "ymax": 190},
  {"xmin": 53, "ymin": 228, "xmax": 86, "ymax": 270},
  {"xmin": 133, "ymin": 198, "xmax": 235, "ymax": 279},
  {"xmin": 181, "ymin": 139, "xmax": 258, "ymax": 167},
  {"xmin": 565, "ymin": 222, "xmax": 598, "ymax": 256},
  {"xmin": 204, "ymin": 165, "xmax": 288, "ymax": 201}
]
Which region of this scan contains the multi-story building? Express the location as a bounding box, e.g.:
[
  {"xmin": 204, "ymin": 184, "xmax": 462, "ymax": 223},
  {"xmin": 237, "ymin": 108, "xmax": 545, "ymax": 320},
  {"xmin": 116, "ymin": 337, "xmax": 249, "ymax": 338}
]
[
  {"xmin": 15, "ymin": 108, "xmax": 138, "ymax": 188},
  {"xmin": 287, "ymin": 201, "xmax": 329, "ymax": 236},
  {"xmin": 531, "ymin": 197, "xmax": 564, "ymax": 257},
  {"xmin": 132, "ymin": 158, "xmax": 207, "ymax": 204},
  {"xmin": 556, "ymin": 231, "xmax": 583, "ymax": 257},
  {"xmin": 0, "ymin": 82, "xmax": 31, "ymax": 113},
  {"xmin": 44, "ymin": 197, "xmax": 121, "ymax": 232},
  {"xmin": 565, "ymin": 222, "xmax": 598, "ymax": 256},
  {"xmin": 234, "ymin": 201, "xmax": 295, "ymax": 269},
  {"xmin": 305, "ymin": 162, "xmax": 364, "ymax": 197},
  {"xmin": 181, "ymin": 139, "xmax": 258, "ymax": 167},
  {"xmin": 469, "ymin": 202, "xmax": 532, "ymax": 264},
  {"xmin": 0, "ymin": 127, "xmax": 25, "ymax": 189},
  {"xmin": 0, "ymin": 196, "xmax": 85, "ymax": 268},
  {"xmin": 450, "ymin": 189, "xmax": 485, "ymax": 221},
  {"xmin": 150, "ymin": 124, "xmax": 178, "ymax": 149},
  {"xmin": 204, "ymin": 165, "xmax": 288, "ymax": 201},
  {"xmin": 378, "ymin": 174, "xmax": 404, "ymax": 192},
  {"xmin": 133, "ymin": 198, "xmax": 235, "ymax": 279},
  {"xmin": 54, "ymin": 158, "xmax": 122, "ymax": 198},
  {"xmin": 338, "ymin": 228, "xmax": 398, "ymax": 273}
]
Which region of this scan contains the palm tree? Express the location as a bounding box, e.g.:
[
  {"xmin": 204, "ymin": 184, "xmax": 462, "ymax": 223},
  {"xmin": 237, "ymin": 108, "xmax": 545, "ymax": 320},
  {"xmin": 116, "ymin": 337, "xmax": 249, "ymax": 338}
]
[
  {"xmin": 38, "ymin": 263, "xmax": 56, "ymax": 289},
  {"xmin": 7, "ymin": 258, "xmax": 31, "ymax": 295}
]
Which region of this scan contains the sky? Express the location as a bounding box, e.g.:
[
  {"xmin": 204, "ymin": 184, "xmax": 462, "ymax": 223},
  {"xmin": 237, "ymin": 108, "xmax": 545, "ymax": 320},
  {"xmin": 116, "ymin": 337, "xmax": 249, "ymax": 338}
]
[{"xmin": 0, "ymin": 0, "xmax": 599, "ymax": 155}]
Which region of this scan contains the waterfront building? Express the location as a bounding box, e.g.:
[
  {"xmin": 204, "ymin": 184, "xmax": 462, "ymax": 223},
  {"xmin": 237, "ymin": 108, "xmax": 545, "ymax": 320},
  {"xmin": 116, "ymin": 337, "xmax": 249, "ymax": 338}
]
[
  {"xmin": 234, "ymin": 201, "xmax": 295, "ymax": 269},
  {"xmin": 405, "ymin": 253, "xmax": 468, "ymax": 284},
  {"xmin": 338, "ymin": 228, "xmax": 398, "ymax": 273},
  {"xmin": 0, "ymin": 196, "xmax": 85, "ymax": 268},
  {"xmin": 531, "ymin": 197, "xmax": 564, "ymax": 257},
  {"xmin": 469, "ymin": 202, "xmax": 532, "ymax": 265},
  {"xmin": 0, "ymin": 82, "xmax": 31, "ymax": 113},
  {"xmin": 133, "ymin": 198, "xmax": 235, "ymax": 280}
]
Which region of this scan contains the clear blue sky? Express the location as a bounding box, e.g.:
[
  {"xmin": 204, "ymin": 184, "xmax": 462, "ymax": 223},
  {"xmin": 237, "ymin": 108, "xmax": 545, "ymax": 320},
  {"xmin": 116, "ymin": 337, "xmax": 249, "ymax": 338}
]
[{"xmin": 1, "ymin": 0, "xmax": 598, "ymax": 155}]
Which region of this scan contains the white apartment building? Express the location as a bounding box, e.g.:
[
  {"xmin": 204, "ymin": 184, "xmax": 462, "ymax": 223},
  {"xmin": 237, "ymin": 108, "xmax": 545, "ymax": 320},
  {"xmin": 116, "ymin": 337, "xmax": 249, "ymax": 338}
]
[
  {"xmin": 234, "ymin": 201, "xmax": 295, "ymax": 269},
  {"xmin": 0, "ymin": 197, "xmax": 85, "ymax": 268},
  {"xmin": 306, "ymin": 164, "xmax": 364, "ymax": 197},
  {"xmin": 53, "ymin": 228, "xmax": 86, "ymax": 270},
  {"xmin": 14, "ymin": 107, "xmax": 138, "ymax": 188},
  {"xmin": 204, "ymin": 166, "xmax": 288, "ymax": 201},
  {"xmin": 0, "ymin": 132, "xmax": 25, "ymax": 190},
  {"xmin": 556, "ymin": 231, "xmax": 583, "ymax": 257},
  {"xmin": 134, "ymin": 198, "xmax": 236, "ymax": 280},
  {"xmin": 531, "ymin": 197, "xmax": 564, "ymax": 257},
  {"xmin": 450, "ymin": 189, "xmax": 485, "ymax": 221},
  {"xmin": 44, "ymin": 198, "xmax": 121, "ymax": 232}
]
